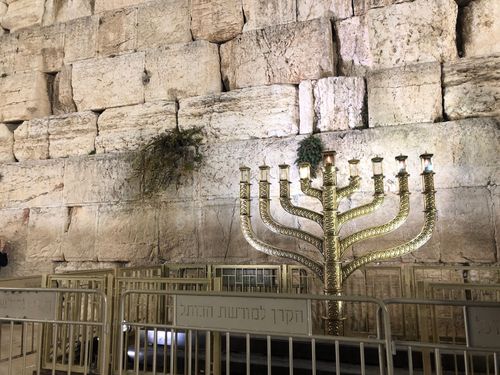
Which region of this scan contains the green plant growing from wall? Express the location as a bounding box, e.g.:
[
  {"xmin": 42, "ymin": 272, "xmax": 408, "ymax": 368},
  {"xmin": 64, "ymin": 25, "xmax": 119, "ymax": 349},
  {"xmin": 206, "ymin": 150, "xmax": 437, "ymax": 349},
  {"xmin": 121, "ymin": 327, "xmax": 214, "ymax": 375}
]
[
  {"xmin": 135, "ymin": 126, "xmax": 204, "ymax": 194},
  {"xmin": 296, "ymin": 134, "xmax": 324, "ymax": 178}
]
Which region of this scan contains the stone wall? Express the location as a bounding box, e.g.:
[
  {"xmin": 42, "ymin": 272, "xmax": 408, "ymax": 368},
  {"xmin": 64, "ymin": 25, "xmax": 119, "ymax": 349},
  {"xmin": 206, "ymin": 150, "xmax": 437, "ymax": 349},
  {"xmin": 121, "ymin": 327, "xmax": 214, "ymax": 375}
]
[{"xmin": 0, "ymin": 0, "xmax": 498, "ymax": 277}]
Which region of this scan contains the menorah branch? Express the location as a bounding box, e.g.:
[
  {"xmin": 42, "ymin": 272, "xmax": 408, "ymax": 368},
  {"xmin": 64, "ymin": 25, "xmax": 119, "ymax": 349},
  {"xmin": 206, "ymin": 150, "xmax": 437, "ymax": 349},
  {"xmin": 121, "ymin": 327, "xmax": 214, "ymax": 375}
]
[
  {"xmin": 259, "ymin": 181, "xmax": 324, "ymax": 253},
  {"xmin": 300, "ymin": 179, "xmax": 323, "ymax": 201},
  {"xmin": 279, "ymin": 179, "xmax": 324, "ymax": 228},
  {"xmin": 336, "ymin": 176, "xmax": 361, "ymax": 203},
  {"xmin": 340, "ymin": 173, "xmax": 410, "ymax": 256},
  {"xmin": 337, "ymin": 175, "xmax": 385, "ymax": 226}
]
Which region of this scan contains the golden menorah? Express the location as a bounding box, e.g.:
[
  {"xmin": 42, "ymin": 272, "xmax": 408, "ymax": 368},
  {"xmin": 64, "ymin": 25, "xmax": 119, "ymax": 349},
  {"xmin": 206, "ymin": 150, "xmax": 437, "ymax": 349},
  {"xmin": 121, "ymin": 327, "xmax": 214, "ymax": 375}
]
[{"xmin": 239, "ymin": 151, "xmax": 437, "ymax": 335}]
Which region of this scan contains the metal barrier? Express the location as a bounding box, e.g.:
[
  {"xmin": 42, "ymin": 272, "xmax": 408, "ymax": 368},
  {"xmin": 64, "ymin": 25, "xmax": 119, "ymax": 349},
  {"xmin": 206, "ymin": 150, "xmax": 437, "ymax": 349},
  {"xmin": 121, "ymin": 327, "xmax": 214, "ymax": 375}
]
[
  {"xmin": 385, "ymin": 298, "xmax": 500, "ymax": 375},
  {"xmin": 0, "ymin": 288, "xmax": 109, "ymax": 375},
  {"xmin": 118, "ymin": 290, "xmax": 394, "ymax": 375}
]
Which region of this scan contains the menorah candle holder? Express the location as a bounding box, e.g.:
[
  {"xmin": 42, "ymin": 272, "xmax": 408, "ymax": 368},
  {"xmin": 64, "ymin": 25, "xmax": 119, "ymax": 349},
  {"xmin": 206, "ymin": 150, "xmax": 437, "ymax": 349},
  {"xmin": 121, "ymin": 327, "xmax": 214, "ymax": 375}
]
[{"xmin": 239, "ymin": 152, "xmax": 437, "ymax": 335}]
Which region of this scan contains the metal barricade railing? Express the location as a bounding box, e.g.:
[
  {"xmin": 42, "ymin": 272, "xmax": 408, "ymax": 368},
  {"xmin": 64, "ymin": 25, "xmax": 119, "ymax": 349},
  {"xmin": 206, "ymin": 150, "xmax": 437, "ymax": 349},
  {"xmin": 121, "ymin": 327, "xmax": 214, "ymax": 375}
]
[
  {"xmin": 0, "ymin": 288, "xmax": 109, "ymax": 375},
  {"xmin": 118, "ymin": 290, "xmax": 394, "ymax": 375},
  {"xmin": 385, "ymin": 298, "xmax": 500, "ymax": 375}
]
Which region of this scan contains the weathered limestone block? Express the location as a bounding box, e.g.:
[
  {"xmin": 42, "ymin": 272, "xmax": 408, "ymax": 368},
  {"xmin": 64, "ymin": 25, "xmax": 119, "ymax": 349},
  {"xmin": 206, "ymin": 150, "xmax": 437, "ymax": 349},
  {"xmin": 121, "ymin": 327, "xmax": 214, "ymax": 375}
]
[
  {"xmin": 0, "ymin": 71, "xmax": 51, "ymax": 122},
  {"xmin": 297, "ymin": 0, "xmax": 353, "ymax": 21},
  {"xmin": 0, "ymin": 208, "xmax": 29, "ymax": 267},
  {"xmin": 199, "ymin": 118, "xmax": 498, "ymax": 200},
  {"xmin": 0, "ymin": 124, "xmax": 14, "ymax": 162},
  {"xmin": 26, "ymin": 207, "xmax": 65, "ymax": 261},
  {"xmin": 13, "ymin": 118, "xmax": 49, "ymax": 161},
  {"xmin": 96, "ymin": 101, "xmax": 177, "ymax": 153},
  {"xmin": 299, "ymin": 80, "xmax": 314, "ymax": 134},
  {"xmin": 48, "ymin": 112, "xmax": 98, "ymax": 158},
  {"xmin": 63, "ymin": 154, "xmax": 141, "ymax": 205},
  {"xmin": 95, "ymin": 0, "xmax": 149, "ymax": 13},
  {"xmin": 97, "ymin": 8, "xmax": 137, "ymax": 57},
  {"xmin": 96, "ymin": 204, "xmax": 157, "ymax": 262},
  {"xmin": 137, "ymin": 0, "xmax": 191, "ymax": 48},
  {"xmin": 221, "ymin": 18, "xmax": 335, "ymax": 90},
  {"xmin": 52, "ymin": 65, "xmax": 77, "ymax": 115},
  {"xmin": 1, "ymin": 0, "xmax": 45, "ymax": 32},
  {"xmin": 0, "ymin": 34, "xmax": 18, "ymax": 74},
  {"xmin": 191, "ymin": 0, "xmax": 244, "ymax": 42},
  {"xmin": 72, "ymin": 52, "xmax": 145, "ymax": 111},
  {"xmin": 242, "ymin": 0, "xmax": 296, "ymax": 31},
  {"xmin": 62, "ymin": 206, "xmax": 98, "ymax": 261},
  {"xmin": 158, "ymin": 202, "xmax": 199, "ymax": 260},
  {"xmin": 443, "ymin": 56, "xmax": 500, "ymax": 120},
  {"xmin": 368, "ymin": 63, "xmax": 442, "ymax": 127},
  {"xmin": 145, "ymin": 40, "xmax": 221, "ymax": 101},
  {"xmin": 64, "ymin": 16, "xmax": 98, "ymax": 63},
  {"xmin": 16, "ymin": 24, "xmax": 65, "ymax": 72},
  {"xmin": 311, "ymin": 77, "xmax": 366, "ymax": 132},
  {"xmin": 438, "ymin": 188, "xmax": 496, "ymax": 263},
  {"xmin": 179, "ymin": 85, "xmax": 298, "ymax": 142},
  {"xmin": 462, "ymin": 0, "xmax": 500, "ymax": 58},
  {"xmin": 0, "ymin": 159, "xmax": 64, "ymax": 208},
  {"xmin": 353, "ymin": 0, "xmax": 411, "ymax": 16},
  {"xmin": 43, "ymin": 0, "xmax": 93, "ymax": 25},
  {"xmin": 0, "ymin": 2, "xmax": 6, "ymax": 18},
  {"xmin": 337, "ymin": 0, "xmax": 457, "ymax": 74}
]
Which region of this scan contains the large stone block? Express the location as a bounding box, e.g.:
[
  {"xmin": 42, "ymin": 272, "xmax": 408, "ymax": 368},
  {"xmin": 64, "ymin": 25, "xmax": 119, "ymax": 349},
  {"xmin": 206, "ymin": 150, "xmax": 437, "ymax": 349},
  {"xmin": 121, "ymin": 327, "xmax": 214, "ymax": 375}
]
[
  {"xmin": 52, "ymin": 65, "xmax": 77, "ymax": 115},
  {"xmin": 353, "ymin": 0, "xmax": 411, "ymax": 16},
  {"xmin": 64, "ymin": 16, "xmax": 99, "ymax": 63},
  {"xmin": 96, "ymin": 204, "xmax": 157, "ymax": 261},
  {"xmin": 337, "ymin": 0, "xmax": 457, "ymax": 74},
  {"xmin": 97, "ymin": 8, "xmax": 137, "ymax": 57},
  {"xmin": 96, "ymin": 101, "xmax": 177, "ymax": 153},
  {"xmin": 299, "ymin": 77, "xmax": 366, "ymax": 132},
  {"xmin": 72, "ymin": 52, "xmax": 145, "ymax": 111},
  {"xmin": 438, "ymin": 188, "xmax": 496, "ymax": 263},
  {"xmin": 145, "ymin": 40, "xmax": 221, "ymax": 101},
  {"xmin": 62, "ymin": 205, "xmax": 98, "ymax": 261},
  {"xmin": 13, "ymin": 118, "xmax": 49, "ymax": 161},
  {"xmin": 298, "ymin": 80, "xmax": 314, "ymax": 134},
  {"xmin": 158, "ymin": 201, "xmax": 199, "ymax": 261},
  {"xmin": 48, "ymin": 112, "xmax": 98, "ymax": 158},
  {"xmin": 0, "ymin": 159, "xmax": 64, "ymax": 208},
  {"xmin": 178, "ymin": 85, "xmax": 299, "ymax": 142},
  {"xmin": 43, "ymin": 0, "xmax": 93, "ymax": 25},
  {"xmin": 462, "ymin": 0, "xmax": 500, "ymax": 58},
  {"xmin": 1, "ymin": 0, "xmax": 45, "ymax": 32},
  {"xmin": 221, "ymin": 18, "xmax": 335, "ymax": 90},
  {"xmin": 0, "ymin": 71, "xmax": 51, "ymax": 122},
  {"xmin": 0, "ymin": 34, "xmax": 18, "ymax": 75},
  {"xmin": 16, "ymin": 24, "xmax": 65, "ymax": 72},
  {"xmin": 0, "ymin": 208, "xmax": 29, "ymax": 267},
  {"xmin": 63, "ymin": 154, "xmax": 141, "ymax": 205},
  {"xmin": 137, "ymin": 0, "xmax": 191, "ymax": 48},
  {"xmin": 95, "ymin": 0, "xmax": 149, "ymax": 13},
  {"xmin": 297, "ymin": 0, "xmax": 353, "ymax": 21},
  {"xmin": 242, "ymin": 0, "xmax": 296, "ymax": 31},
  {"xmin": 191, "ymin": 0, "xmax": 244, "ymax": 42},
  {"xmin": 443, "ymin": 56, "xmax": 500, "ymax": 120},
  {"xmin": 0, "ymin": 124, "xmax": 14, "ymax": 162},
  {"xmin": 198, "ymin": 118, "xmax": 499, "ymax": 200},
  {"xmin": 368, "ymin": 63, "xmax": 442, "ymax": 127},
  {"xmin": 26, "ymin": 207, "xmax": 65, "ymax": 261}
]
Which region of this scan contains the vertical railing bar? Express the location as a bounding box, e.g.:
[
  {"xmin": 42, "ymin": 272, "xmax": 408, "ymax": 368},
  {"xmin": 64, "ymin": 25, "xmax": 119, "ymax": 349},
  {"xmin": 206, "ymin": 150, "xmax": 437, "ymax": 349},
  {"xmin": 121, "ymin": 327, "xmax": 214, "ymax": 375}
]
[
  {"xmin": 494, "ymin": 352, "xmax": 498, "ymax": 375},
  {"xmin": 408, "ymin": 346, "xmax": 413, "ymax": 375},
  {"xmin": 22, "ymin": 322, "xmax": 27, "ymax": 375},
  {"xmin": 267, "ymin": 335, "xmax": 272, "ymax": 375},
  {"xmin": 8, "ymin": 320, "xmax": 14, "ymax": 375},
  {"xmin": 436, "ymin": 348, "xmax": 442, "ymax": 375},
  {"xmin": 195, "ymin": 330, "xmax": 199, "ymax": 375},
  {"xmin": 169, "ymin": 329, "xmax": 175, "ymax": 375},
  {"xmin": 226, "ymin": 332, "xmax": 230, "ymax": 375},
  {"xmin": 67, "ymin": 324, "xmax": 74, "ymax": 375},
  {"xmin": 246, "ymin": 333, "xmax": 251, "ymax": 375},
  {"xmin": 465, "ymin": 350, "xmax": 470, "ymax": 375},
  {"xmin": 360, "ymin": 342, "xmax": 366, "ymax": 375},
  {"xmin": 188, "ymin": 329, "xmax": 193, "ymax": 375},
  {"xmin": 134, "ymin": 327, "xmax": 140, "ymax": 375},
  {"xmin": 311, "ymin": 338, "xmax": 316, "ymax": 375},
  {"xmin": 83, "ymin": 324, "xmax": 90, "ymax": 375},
  {"xmin": 289, "ymin": 337, "xmax": 293, "ymax": 375},
  {"xmin": 152, "ymin": 328, "xmax": 158, "ymax": 375},
  {"xmin": 51, "ymin": 323, "xmax": 58, "ymax": 375},
  {"xmin": 335, "ymin": 340, "xmax": 340, "ymax": 375}
]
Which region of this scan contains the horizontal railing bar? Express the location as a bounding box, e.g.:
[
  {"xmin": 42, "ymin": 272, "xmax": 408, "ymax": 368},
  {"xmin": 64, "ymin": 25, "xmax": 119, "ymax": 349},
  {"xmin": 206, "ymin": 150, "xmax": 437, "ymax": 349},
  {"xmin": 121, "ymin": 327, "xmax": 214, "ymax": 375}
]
[
  {"xmin": 384, "ymin": 298, "xmax": 500, "ymax": 307},
  {"xmin": 394, "ymin": 341, "xmax": 500, "ymax": 352}
]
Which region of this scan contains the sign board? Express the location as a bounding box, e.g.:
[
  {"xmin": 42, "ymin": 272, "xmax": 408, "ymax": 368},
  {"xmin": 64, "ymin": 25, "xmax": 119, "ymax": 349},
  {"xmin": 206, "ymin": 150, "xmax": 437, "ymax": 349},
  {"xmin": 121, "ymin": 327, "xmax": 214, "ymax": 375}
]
[
  {"xmin": 175, "ymin": 295, "xmax": 310, "ymax": 335},
  {"xmin": 0, "ymin": 291, "xmax": 57, "ymax": 321},
  {"xmin": 465, "ymin": 306, "xmax": 500, "ymax": 349}
]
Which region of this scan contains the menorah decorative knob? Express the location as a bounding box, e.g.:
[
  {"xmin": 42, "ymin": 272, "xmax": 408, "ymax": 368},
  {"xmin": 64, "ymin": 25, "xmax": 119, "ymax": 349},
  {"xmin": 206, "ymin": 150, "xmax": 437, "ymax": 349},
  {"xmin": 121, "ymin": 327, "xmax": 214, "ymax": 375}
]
[{"xmin": 239, "ymin": 152, "xmax": 437, "ymax": 335}]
